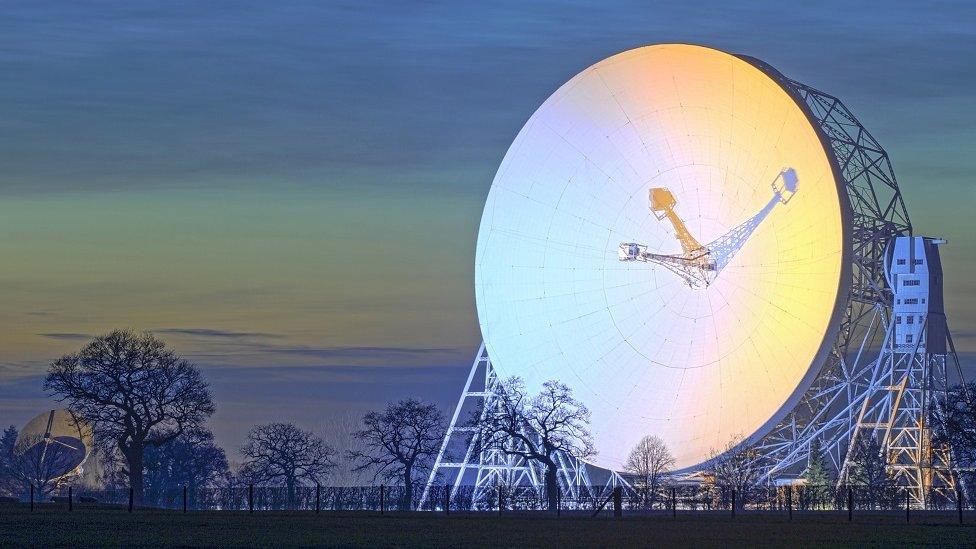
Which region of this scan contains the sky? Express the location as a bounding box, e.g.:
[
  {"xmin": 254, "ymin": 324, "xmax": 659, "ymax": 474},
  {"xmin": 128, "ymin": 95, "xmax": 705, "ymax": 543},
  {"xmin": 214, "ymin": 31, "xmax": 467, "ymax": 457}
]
[{"xmin": 0, "ymin": 1, "xmax": 974, "ymax": 460}]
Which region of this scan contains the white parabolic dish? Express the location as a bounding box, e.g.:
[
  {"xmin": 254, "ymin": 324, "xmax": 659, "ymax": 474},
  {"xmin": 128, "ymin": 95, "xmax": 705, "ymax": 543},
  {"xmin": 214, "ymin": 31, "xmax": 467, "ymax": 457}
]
[
  {"xmin": 16, "ymin": 409, "xmax": 93, "ymax": 480},
  {"xmin": 475, "ymin": 44, "xmax": 849, "ymax": 471}
]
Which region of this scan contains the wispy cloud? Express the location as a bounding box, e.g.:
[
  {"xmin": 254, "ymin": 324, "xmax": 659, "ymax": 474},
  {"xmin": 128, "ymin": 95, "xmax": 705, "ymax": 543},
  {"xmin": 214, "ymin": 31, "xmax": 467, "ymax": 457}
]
[
  {"xmin": 148, "ymin": 327, "xmax": 464, "ymax": 369},
  {"xmin": 186, "ymin": 342, "xmax": 464, "ymax": 367},
  {"xmin": 205, "ymin": 364, "xmax": 456, "ymax": 385},
  {"xmin": 157, "ymin": 328, "xmax": 282, "ymax": 340},
  {"xmin": 267, "ymin": 345, "xmax": 457, "ymax": 359},
  {"xmin": 37, "ymin": 332, "xmax": 91, "ymax": 341}
]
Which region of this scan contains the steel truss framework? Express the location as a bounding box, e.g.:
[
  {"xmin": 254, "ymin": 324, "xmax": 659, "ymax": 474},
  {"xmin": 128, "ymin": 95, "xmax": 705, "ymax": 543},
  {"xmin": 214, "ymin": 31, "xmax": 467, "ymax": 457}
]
[
  {"xmin": 425, "ymin": 62, "xmax": 962, "ymax": 509},
  {"xmin": 747, "ymin": 68, "xmax": 961, "ymax": 506},
  {"xmin": 420, "ymin": 343, "xmax": 624, "ymax": 510}
]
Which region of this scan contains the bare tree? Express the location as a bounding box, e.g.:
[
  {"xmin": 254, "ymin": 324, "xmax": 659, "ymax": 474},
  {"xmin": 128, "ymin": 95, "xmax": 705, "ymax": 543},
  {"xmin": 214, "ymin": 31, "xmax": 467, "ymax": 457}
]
[
  {"xmin": 476, "ymin": 377, "xmax": 594, "ymax": 511},
  {"xmin": 933, "ymin": 383, "xmax": 976, "ymax": 500},
  {"xmin": 349, "ymin": 399, "xmax": 445, "ymax": 510},
  {"xmin": 143, "ymin": 428, "xmax": 229, "ymax": 507},
  {"xmin": 240, "ymin": 422, "xmax": 336, "ymax": 506},
  {"xmin": 44, "ymin": 330, "xmax": 215, "ymax": 505},
  {"xmin": 708, "ymin": 434, "xmax": 760, "ymax": 509},
  {"xmin": 933, "ymin": 382, "xmax": 976, "ymax": 467},
  {"xmin": 87, "ymin": 441, "xmax": 130, "ymax": 491},
  {"xmin": 625, "ymin": 435, "xmax": 675, "ymax": 509}
]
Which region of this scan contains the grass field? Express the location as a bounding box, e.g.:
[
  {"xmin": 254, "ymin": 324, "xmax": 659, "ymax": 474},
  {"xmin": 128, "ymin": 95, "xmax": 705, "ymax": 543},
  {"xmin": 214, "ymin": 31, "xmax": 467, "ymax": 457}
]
[{"xmin": 2, "ymin": 503, "xmax": 975, "ymax": 547}]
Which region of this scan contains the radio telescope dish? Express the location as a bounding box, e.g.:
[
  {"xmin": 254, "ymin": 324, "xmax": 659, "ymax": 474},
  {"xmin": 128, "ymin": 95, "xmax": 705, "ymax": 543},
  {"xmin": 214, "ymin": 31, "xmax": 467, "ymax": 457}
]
[
  {"xmin": 16, "ymin": 409, "xmax": 93, "ymax": 482},
  {"xmin": 475, "ymin": 44, "xmax": 849, "ymax": 471}
]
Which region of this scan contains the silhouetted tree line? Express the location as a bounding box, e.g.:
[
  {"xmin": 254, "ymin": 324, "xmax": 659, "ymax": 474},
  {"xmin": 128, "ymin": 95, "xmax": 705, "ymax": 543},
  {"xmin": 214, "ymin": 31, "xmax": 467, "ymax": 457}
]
[
  {"xmin": 1, "ymin": 329, "xmax": 972, "ymax": 511},
  {"xmin": 0, "ymin": 331, "xmax": 450, "ymax": 509}
]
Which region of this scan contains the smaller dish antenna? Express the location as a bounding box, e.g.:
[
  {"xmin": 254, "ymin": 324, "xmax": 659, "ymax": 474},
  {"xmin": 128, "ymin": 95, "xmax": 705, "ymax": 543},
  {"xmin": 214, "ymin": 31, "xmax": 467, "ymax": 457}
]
[{"xmin": 15, "ymin": 409, "xmax": 93, "ymax": 482}]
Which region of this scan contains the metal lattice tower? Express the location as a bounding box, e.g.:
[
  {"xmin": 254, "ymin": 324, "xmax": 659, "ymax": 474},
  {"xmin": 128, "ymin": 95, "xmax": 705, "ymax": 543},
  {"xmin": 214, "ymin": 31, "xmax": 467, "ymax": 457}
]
[
  {"xmin": 742, "ymin": 61, "xmax": 962, "ymax": 505},
  {"xmin": 833, "ymin": 236, "xmax": 960, "ymax": 505},
  {"xmin": 420, "ymin": 343, "xmax": 619, "ymax": 510}
]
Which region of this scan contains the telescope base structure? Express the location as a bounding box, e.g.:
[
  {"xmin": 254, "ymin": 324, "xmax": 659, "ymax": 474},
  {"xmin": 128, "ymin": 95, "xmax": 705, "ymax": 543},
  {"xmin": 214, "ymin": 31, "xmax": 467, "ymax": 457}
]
[
  {"xmin": 428, "ymin": 239, "xmax": 963, "ymax": 509},
  {"xmin": 756, "ymin": 308, "xmax": 963, "ymax": 507},
  {"xmin": 430, "ymin": 56, "xmax": 963, "ymax": 510},
  {"xmin": 419, "ymin": 343, "xmax": 626, "ymax": 510},
  {"xmin": 757, "ymin": 236, "xmax": 962, "ymax": 507},
  {"xmin": 428, "ymin": 305, "xmax": 961, "ymax": 510}
]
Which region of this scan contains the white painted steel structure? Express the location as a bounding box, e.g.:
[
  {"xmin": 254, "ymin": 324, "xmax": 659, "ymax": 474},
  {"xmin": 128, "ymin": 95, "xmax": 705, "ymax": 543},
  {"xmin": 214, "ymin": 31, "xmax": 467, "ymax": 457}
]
[
  {"xmin": 474, "ymin": 44, "xmax": 846, "ymax": 472},
  {"xmin": 423, "ymin": 45, "xmax": 962, "ymax": 508},
  {"xmin": 418, "ymin": 343, "xmax": 609, "ymax": 509}
]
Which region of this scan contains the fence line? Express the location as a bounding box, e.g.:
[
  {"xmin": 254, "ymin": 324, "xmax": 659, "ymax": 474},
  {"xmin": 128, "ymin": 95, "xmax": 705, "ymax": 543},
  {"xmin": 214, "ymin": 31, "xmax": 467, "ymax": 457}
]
[{"xmin": 9, "ymin": 483, "xmax": 971, "ymax": 514}]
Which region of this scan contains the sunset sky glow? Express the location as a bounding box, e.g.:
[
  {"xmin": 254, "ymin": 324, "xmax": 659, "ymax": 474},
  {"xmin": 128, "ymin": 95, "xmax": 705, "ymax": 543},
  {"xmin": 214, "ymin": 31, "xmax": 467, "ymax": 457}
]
[{"xmin": 0, "ymin": 1, "xmax": 973, "ymax": 459}]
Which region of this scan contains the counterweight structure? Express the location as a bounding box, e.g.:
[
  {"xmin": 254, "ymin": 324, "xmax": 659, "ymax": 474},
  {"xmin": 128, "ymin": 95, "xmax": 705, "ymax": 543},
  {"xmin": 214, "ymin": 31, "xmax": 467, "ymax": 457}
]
[{"xmin": 841, "ymin": 237, "xmax": 958, "ymax": 502}]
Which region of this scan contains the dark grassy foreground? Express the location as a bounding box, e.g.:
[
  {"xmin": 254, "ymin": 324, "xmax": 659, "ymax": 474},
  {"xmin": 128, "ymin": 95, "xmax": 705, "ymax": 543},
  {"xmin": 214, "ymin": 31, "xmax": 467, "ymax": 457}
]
[{"xmin": 2, "ymin": 504, "xmax": 976, "ymax": 548}]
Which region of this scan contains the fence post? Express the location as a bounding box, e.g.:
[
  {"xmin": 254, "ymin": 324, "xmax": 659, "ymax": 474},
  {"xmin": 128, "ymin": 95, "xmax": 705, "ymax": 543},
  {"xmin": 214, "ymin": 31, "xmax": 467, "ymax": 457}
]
[
  {"xmin": 183, "ymin": 485, "xmax": 188, "ymax": 513},
  {"xmin": 905, "ymin": 488, "xmax": 910, "ymax": 524},
  {"xmin": 613, "ymin": 486, "xmax": 622, "ymax": 518},
  {"xmin": 556, "ymin": 485, "xmax": 561, "ymax": 517},
  {"xmin": 958, "ymin": 485, "xmax": 964, "ymax": 525},
  {"xmin": 731, "ymin": 489, "xmax": 736, "ymax": 519},
  {"xmin": 444, "ymin": 486, "xmax": 450, "ymax": 515},
  {"xmin": 68, "ymin": 486, "xmax": 73, "ymax": 512},
  {"xmin": 30, "ymin": 484, "xmax": 34, "ymax": 512},
  {"xmin": 248, "ymin": 484, "xmax": 254, "ymax": 514},
  {"xmin": 380, "ymin": 485, "xmax": 385, "ymax": 514},
  {"xmin": 847, "ymin": 486, "xmax": 853, "ymax": 522},
  {"xmin": 787, "ymin": 485, "xmax": 792, "ymax": 520},
  {"xmin": 128, "ymin": 487, "xmax": 134, "ymax": 513},
  {"xmin": 498, "ymin": 485, "xmax": 503, "ymax": 516},
  {"xmin": 315, "ymin": 484, "xmax": 320, "ymax": 514},
  {"xmin": 672, "ymin": 486, "xmax": 676, "ymax": 518}
]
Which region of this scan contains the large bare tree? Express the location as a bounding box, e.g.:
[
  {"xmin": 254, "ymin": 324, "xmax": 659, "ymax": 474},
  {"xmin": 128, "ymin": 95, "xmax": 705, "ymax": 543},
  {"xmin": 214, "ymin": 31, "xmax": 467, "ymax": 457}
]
[
  {"xmin": 349, "ymin": 399, "xmax": 445, "ymax": 510},
  {"xmin": 625, "ymin": 435, "xmax": 675, "ymax": 509},
  {"xmin": 476, "ymin": 377, "xmax": 594, "ymax": 511},
  {"xmin": 44, "ymin": 330, "xmax": 215, "ymax": 505},
  {"xmin": 240, "ymin": 422, "xmax": 336, "ymax": 506}
]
